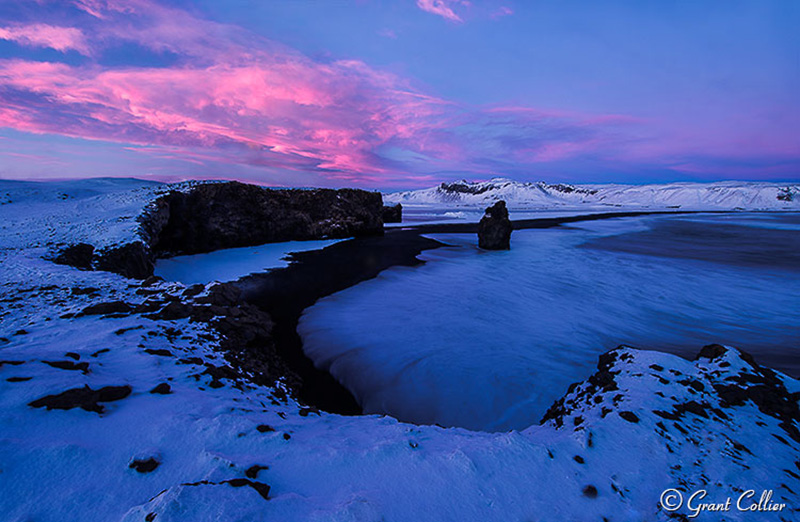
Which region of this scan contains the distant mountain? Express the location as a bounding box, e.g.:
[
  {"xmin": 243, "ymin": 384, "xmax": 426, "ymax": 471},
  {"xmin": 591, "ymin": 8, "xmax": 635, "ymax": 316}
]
[{"xmin": 384, "ymin": 178, "xmax": 800, "ymax": 210}]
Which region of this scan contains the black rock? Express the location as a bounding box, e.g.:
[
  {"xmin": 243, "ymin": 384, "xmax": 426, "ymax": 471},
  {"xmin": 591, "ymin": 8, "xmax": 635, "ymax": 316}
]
[
  {"xmin": 619, "ymin": 411, "xmax": 640, "ymax": 423},
  {"xmin": 82, "ymin": 301, "xmax": 133, "ymax": 316},
  {"xmin": 71, "ymin": 286, "xmax": 100, "ymax": 295},
  {"xmin": 149, "ymin": 383, "xmax": 172, "ymax": 394},
  {"xmin": 129, "ymin": 457, "xmax": 160, "ymax": 473},
  {"xmin": 94, "ymin": 241, "xmax": 153, "ymax": 280},
  {"xmin": 382, "ymin": 203, "xmax": 402, "ymax": 223},
  {"xmin": 245, "ymin": 464, "xmax": 269, "ymax": 479},
  {"xmin": 52, "ymin": 243, "xmax": 94, "ymax": 270},
  {"xmin": 28, "ymin": 385, "xmax": 132, "ymax": 413},
  {"xmin": 145, "ymin": 182, "xmax": 384, "ymax": 257},
  {"xmin": 477, "ymin": 200, "xmax": 512, "ymax": 250}
]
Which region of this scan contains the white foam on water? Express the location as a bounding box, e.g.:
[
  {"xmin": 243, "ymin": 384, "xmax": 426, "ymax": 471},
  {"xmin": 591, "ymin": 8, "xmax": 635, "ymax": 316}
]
[
  {"xmin": 299, "ymin": 214, "xmax": 800, "ymax": 431},
  {"xmin": 154, "ymin": 239, "xmax": 345, "ymax": 285}
]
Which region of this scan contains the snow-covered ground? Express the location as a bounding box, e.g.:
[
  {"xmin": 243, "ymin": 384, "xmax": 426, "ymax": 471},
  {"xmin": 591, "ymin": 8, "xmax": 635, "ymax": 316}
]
[
  {"xmin": 384, "ymin": 179, "xmax": 800, "ymax": 223},
  {"xmin": 1, "ymin": 179, "xmax": 799, "ymax": 521}
]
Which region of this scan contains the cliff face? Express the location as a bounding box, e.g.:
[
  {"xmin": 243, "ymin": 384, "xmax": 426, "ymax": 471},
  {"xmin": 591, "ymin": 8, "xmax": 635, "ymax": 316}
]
[
  {"xmin": 53, "ymin": 181, "xmax": 385, "ymax": 279},
  {"xmin": 145, "ymin": 182, "xmax": 384, "ymax": 258}
]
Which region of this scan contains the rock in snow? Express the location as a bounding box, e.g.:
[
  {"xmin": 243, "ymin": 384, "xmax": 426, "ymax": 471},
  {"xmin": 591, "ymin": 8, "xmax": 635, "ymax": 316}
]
[{"xmin": 477, "ymin": 200, "xmax": 513, "ymax": 250}]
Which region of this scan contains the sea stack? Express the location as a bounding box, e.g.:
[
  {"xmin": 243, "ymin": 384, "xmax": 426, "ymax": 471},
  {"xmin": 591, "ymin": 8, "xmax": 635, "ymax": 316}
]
[
  {"xmin": 382, "ymin": 203, "xmax": 403, "ymax": 223},
  {"xmin": 477, "ymin": 200, "xmax": 512, "ymax": 250}
]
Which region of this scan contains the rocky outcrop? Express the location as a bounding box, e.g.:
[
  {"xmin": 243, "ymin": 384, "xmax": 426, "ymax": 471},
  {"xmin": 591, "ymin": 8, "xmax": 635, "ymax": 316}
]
[
  {"xmin": 52, "ymin": 243, "xmax": 95, "ymax": 270},
  {"xmin": 94, "ymin": 241, "xmax": 153, "ymax": 279},
  {"xmin": 51, "ymin": 181, "xmax": 384, "ymax": 279},
  {"xmin": 382, "ymin": 203, "xmax": 402, "ymax": 223},
  {"xmin": 145, "ymin": 182, "xmax": 384, "ymax": 257},
  {"xmin": 477, "ymin": 200, "xmax": 512, "ymax": 250}
]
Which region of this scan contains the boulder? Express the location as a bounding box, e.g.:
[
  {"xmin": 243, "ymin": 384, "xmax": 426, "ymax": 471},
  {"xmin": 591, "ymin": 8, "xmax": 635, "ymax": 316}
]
[
  {"xmin": 382, "ymin": 203, "xmax": 402, "ymax": 223},
  {"xmin": 477, "ymin": 200, "xmax": 512, "ymax": 250}
]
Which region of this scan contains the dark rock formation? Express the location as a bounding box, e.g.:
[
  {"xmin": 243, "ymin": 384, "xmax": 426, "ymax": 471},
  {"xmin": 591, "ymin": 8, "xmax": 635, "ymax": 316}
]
[
  {"xmin": 382, "ymin": 203, "xmax": 402, "ymax": 223},
  {"xmin": 48, "ymin": 181, "xmax": 384, "ymax": 279},
  {"xmin": 477, "ymin": 200, "xmax": 512, "ymax": 250},
  {"xmin": 129, "ymin": 457, "xmax": 160, "ymax": 473},
  {"xmin": 28, "ymin": 385, "xmax": 132, "ymax": 413},
  {"xmin": 145, "ymin": 182, "xmax": 384, "ymax": 257},
  {"xmin": 82, "ymin": 301, "xmax": 133, "ymax": 316},
  {"xmin": 52, "ymin": 243, "xmax": 94, "ymax": 270},
  {"xmin": 94, "ymin": 241, "xmax": 153, "ymax": 280}
]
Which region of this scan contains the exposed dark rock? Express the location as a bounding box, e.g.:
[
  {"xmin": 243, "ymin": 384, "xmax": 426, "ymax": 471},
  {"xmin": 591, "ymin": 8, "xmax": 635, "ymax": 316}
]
[
  {"xmin": 7, "ymin": 376, "xmax": 33, "ymax": 382},
  {"xmin": 45, "ymin": 182, "xmax": 383, "ymax": 280},
  {"xmin": 695, "ymin": 343, "xmax": 728, "ymax": 361},
  {"xmin": 82, "ymin": 301, "xmax": 133, "ymax": 316},
  {"xmin": 144, "ymin": 348, "xmax": 173, "ymax": 357},
  {"xmin": 145, "ymin": 182, "xmax": 383, "ymax": 258},
  {"xmin": 439, "ymin": 180, "xmax": 494, "ymax": 195},
  {"xmin": 65, "ymin": 352, "xmax": 80, "ymax": 360},
  {"xmin": 94, "ymin": 241, "xmax": 153, "ymax": 280},
  {"xmin": 182, "ymin": 284, "xmax": 205, "ymax": 298},
  {"xmin": 477, "ymin": 200, "xmax": 512, "ymax": 250},
  {"xmin": 43, "ymin": 360, "xmax": 89, "ymax": 373},
  {"xmin": 619, "ymin": 411, "xmax": 639, "ymax": 423},
  {"xmin": 144, "ymin": 301, "xmax": 192, "ymax": 320},
  {"xmin": 141, "ymin": 275, "xmax": 164, "ymax": 287},
  {"xmin": 245, "ymin": 464, "xmax": 269, "ymax": 479},
  {"xmin": 29, "ymin": 385, "xmax": 132, "ymax": 413},
  {"xmin": 256, "ymin": 424, "xmax": 275, "ymax": 433},
  {"xmin": 225, "ymin": 478, "xmax": 271, "ymax": 500},
  {"xmin": 150, "ymin": 383, "xmax": 172, "ymax": 394},
  {"xmin": 582, "ymin": 485, "xmax": 598, "ymax": 498},
  {"xmin": 382, "ymin": 203, "xmax": 402, "ymax": 223},
  {"xmin": 129, "ymin": 457, "xmax": 160, "ymax": 473},
  {"xmin": 52, "ymin": 243, "xmax": 94, "ymax": 270}
]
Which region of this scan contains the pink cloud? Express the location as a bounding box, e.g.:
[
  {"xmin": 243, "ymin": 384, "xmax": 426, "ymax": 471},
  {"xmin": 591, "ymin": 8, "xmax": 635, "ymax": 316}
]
[
  {"xmin": 0, "ymin": 24, "xmax": 91, "ymax": 55},
  {"xmin": 8, "ymin": 0, "xmax": 780, "ymax": 186},
  {"xmin": 416, "ymin": 0, "xmax": 468, "ymax": 23}
]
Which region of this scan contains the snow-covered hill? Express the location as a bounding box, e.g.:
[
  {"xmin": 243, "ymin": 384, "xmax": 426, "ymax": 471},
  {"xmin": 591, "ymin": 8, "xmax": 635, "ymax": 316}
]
[{"xmin": 385, "ymin": 178, "xmax": 800, "ymax": 210}]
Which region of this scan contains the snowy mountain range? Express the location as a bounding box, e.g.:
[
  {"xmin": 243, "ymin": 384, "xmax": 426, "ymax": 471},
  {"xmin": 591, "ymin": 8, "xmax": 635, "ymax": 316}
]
[{"xmin": 385, "ymin": 178, "xmax": 800, "ymax": 210}]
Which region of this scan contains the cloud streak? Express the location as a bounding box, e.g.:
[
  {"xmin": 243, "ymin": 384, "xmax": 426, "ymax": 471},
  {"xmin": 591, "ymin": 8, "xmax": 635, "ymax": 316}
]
[
  {"xmin": 0, "ymin": 0, "xmax": 638, "ymax": 184},
  {"xmin": 415, "ymin": 0, "xmax": 467, "ymax": 23},
  {"xmin": 0, "ymin": 24, "xmax": 91, "ymax": 55}
]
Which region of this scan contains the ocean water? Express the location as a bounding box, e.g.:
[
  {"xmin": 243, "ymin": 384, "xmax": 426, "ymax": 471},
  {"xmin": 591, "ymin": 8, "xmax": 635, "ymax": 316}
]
[
  {"xmin": 154, "ymin": 239, "xmax": 344, "ymax": 285},
  {"xmin": 298, "ymin": 213, "xmax": 800, "ymax": 432}
]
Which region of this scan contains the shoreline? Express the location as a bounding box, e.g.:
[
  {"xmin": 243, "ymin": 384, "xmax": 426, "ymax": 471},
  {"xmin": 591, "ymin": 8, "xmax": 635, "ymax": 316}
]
[{"xmin": 235, "ymin": 209, "xmax": 725, "ymax": 415}]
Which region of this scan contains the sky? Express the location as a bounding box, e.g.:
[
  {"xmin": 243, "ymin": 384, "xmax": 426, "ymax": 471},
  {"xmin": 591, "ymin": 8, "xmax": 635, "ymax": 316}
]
[{"xmin": 0, "ymin": 0, "xmax": 798, "ymax": 189}]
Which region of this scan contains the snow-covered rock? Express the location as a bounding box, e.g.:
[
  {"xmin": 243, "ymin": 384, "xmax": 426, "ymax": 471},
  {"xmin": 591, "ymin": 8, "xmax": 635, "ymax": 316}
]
[{"xmin": 385, "ymin": 178, "xmax": 800, "ymax": 211}]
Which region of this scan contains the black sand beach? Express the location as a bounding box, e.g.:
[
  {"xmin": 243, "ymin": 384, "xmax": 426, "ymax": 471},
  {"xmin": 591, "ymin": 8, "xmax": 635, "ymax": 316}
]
[{"xmin": 236, "ymin": 210, "xmax": 711, "ymax": 414}]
